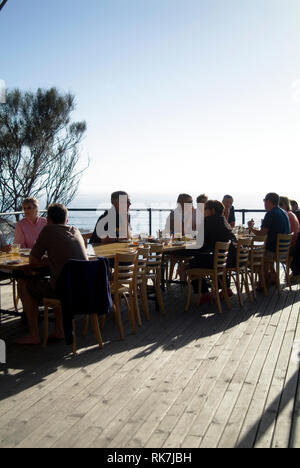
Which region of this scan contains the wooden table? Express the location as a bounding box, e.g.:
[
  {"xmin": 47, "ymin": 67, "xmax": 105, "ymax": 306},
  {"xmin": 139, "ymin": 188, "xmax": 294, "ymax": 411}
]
[
  {"xmin": 91, "ymin": 241, "xmax": 196, "ymax": 258},
  {"xmin": 0, "ymin": 255, "xmax": 32, "ymax": 318}
]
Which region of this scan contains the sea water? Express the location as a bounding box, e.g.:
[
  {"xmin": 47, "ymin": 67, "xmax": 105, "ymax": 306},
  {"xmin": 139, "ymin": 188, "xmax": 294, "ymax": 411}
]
[{"xmin": 67, "ymin": 191, "xmax": 266, "ymax": 234}]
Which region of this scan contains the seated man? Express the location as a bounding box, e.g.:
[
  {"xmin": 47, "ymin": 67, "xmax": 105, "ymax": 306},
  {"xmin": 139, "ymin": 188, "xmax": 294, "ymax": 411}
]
[
  {"xmin": 248, "ymin": 192, "xmax": 290, "ymax": 287},
  {"xmin": 90, "ymin": 191, "xmax": 132, "ymax": 244},
  {"xmin": 189, "ymin": 200, "xmax": 237, "ymax": 299},
  {"xmin": 16, "ymin": 203, "xmax": 88, "ymax": 345},
  {"xmin": 222, "ymin": 195, "xmax": 235, "ymax": 228}
]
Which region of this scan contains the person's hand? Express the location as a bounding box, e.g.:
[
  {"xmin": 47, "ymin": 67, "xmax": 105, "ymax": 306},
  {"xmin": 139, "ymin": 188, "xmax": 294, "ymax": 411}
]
[{"xmin": 247, "ymin": 218, "xmax": 255, "ymax": 229}]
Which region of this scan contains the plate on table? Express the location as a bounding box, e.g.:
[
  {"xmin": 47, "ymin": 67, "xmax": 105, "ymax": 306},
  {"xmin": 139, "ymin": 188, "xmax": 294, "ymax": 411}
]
[
  {"xmin": 20, "ymin": 249, "xmax": 31, "ymax": 257},
  {"xmin": 6, "ymin": 259, "xmax": 23, "ymax": 265},
  {"xmin": 173, "ymin": 241, "xmax": 185, "ymax": 246}
]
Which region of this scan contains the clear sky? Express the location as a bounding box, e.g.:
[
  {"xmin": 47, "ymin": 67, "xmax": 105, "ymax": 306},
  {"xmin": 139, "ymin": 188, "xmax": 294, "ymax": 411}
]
[{"xmin": 1, "ymin": 0, "xmax": 300, "ymax": 208}]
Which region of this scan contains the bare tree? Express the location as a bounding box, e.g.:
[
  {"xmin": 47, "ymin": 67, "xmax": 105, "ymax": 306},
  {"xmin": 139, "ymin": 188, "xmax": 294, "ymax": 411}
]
[
  {"xmin": 0, "ymin": 88, "xmax": 88, "ymax": 217},
  {"xmin": 0, "ymin": 1, "xmax": 8, "ymax": 13}
]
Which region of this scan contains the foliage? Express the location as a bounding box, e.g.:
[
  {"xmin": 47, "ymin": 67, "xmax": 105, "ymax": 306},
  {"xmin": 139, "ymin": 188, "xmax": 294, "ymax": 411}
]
[{"xmin": 0, "ymin": 87, "xmax": 88, "ymax": 215}]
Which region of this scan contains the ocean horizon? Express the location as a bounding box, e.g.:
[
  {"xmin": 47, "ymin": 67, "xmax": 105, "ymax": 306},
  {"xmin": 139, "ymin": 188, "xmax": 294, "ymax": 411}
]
[{"xmin": 67, "ymin": 191, "xmax": 267, "ymax": 234}]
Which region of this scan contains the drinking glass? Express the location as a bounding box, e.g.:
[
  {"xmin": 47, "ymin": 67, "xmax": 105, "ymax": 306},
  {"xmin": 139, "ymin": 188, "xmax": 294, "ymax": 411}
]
[{"xmin": 11, "ymin": 244, "xmax": 20, "ymax": 258}]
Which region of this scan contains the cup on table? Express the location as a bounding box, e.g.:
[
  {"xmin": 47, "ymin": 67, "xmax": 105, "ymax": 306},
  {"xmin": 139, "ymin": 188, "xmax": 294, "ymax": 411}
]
[{"xmin": 11, "ymin": 244, "xmax": 20, "ymax": 258}]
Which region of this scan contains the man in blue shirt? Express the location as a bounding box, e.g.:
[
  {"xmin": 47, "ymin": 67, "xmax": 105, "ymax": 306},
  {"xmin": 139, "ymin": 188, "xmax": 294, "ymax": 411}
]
[{"xmin": 248, "ymin": 192, "xmax": 290, "ymax": 287}]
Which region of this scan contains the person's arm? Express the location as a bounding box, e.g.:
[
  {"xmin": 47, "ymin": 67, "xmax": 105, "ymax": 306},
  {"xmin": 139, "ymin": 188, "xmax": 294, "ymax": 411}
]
[
  {"xmin": 29, "ymin": 254, "xmax": 48, "ymax": 267},
  {"xmin": 29, "ymin": 228, "xmax": 48, "ymax": 266},
  {"xmin": 14, "ymin": 221, "xmax": 26, "ymax": 248},
  {"xmin": 248, "ymin": 218, "xmax": 268, "ymax": 237}
]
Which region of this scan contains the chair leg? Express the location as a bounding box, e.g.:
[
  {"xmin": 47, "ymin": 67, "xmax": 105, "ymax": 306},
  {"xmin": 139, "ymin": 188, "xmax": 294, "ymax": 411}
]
[
  {"xmin": 43, "ymin": 305, "xmax": 49, "ymax": 348},
  {"xmin": 125, "ymin": 293, "xmax": 137, "ymax": 334},
  {"xmin": 72, "ymin": 320, "xmax": 77, "ymax": 355},
  {"xmin": 12, "ymin": 279, "xmax": 19, "ymax": 313},
  {"xmin": 140, "ymin": 281, "xmax": 150, "ymax": 320},
  {"xmin": 212, "ymin": 276, "xmax": 222, "ymax": 314},
  {"xmin": 133, "ymin": 286, "xmax": 142, "ymax": 327},
  {"xmin": 168, "ymin": 259, "xmax": 176, "ymax": 281},
  {"xmin": 185, "ymin": 277, "xmax": 192, "ymax": 312},
  {"xmin": 235, "ymin": 272, "xmax": 243, "ymax": 306},
  {"xmin": 82, "ymin": 315, "xmax": 89, "ymax": 336},
  {"xmin": 112, "ymin": 296, "xmax": 124, "ymax": 340},
  {"xmin": 250, "ymin": 269, "xmax": 257, "ymax": 300},
  {"xmin": 222, "ymin": 273, "xmax": 231, "ymax": 310},
  {"xmin": 286, "ymin": 260, "xmax": 292, "ymax": 291},
  {"xmin": 155, "ymin": 277, "xmax": 166, "ymax": 315},
  {"xmin": 260, "ymin": 265, "xmax": 268, "ymax": 296},
  {"xmin": 243, "ymin": 270, "xmax": 253, "ymax": 303},
  {"xmin": 197, "ymin": 278, "xmax": 202, "ymax": 306},
  {"xmin": 276, "ymin": 261, "xmax": 281, "ymax": 294},
  {"xmin": 91, "ymin": 314, "xmax": 103, "ymax": 349}
]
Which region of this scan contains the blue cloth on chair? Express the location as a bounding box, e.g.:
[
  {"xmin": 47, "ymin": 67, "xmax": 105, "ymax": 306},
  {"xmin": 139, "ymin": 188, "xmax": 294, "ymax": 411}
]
[{"xmin": 56, "ymin": 257, "xmax": 113, "ymax": 345}]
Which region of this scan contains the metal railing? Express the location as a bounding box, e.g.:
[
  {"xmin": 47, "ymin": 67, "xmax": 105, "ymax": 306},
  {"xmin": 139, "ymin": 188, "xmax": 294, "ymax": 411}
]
[{"xmin": 0, "ymin": 207, "xmax": 266, "ymax": 238}]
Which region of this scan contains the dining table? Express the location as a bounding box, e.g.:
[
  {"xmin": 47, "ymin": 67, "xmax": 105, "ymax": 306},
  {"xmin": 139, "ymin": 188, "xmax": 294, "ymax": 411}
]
[
  {"xmin": 90, "ymin": 239, "xmax": 196, "ymax": 257},
  {"xmin": 0, "ymin": 240, "xmax": 197, "ymax": 319},
  {"xmin": 0, "ymin": 252, "xmax": 33, "ymax": 318}
]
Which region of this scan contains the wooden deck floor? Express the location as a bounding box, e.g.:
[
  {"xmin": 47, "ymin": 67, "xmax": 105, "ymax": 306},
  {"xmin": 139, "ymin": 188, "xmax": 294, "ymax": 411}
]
[{"xmin": 0, "ymin": 278, "xmax": 300, "ymax": 448}]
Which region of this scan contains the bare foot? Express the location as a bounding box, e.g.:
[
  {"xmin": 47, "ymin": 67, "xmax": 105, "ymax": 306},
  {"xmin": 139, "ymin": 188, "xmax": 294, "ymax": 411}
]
[{"xmin": 15, "ymin": 335, "xmax": 41, "ymax": 345}]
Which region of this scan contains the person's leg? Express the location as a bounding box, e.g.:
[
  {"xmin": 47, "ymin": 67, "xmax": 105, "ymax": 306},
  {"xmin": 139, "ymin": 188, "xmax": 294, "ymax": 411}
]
[
  {"xmin": 15, "ymin": 279, "xmax": 40, "ymax": 344},
  {"xmin": 189, "ymin": 254, "xmax": 213, "ymax": 294}
]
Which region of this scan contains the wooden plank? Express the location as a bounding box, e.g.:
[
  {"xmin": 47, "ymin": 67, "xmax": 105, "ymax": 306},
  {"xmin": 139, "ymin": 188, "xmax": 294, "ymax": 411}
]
[
  {"xmin": 0, "ymin": 281, "xmax": 299, "ymax": 449},
  {"xmin": 217, "ymin": 288, "xmax": 284, "ymax": 447},
  {"xmin": 235, "ymin": 290, "xmax": 292, "ymax": 448}
]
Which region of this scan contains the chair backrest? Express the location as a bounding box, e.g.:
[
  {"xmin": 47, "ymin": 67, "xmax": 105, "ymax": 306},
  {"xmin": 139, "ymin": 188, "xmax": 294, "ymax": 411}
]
[
  {"xmin": 213, "ymin": 241, "xmax": 230, "ymax": 272},
  {"xmin": 57, "ymin": 257, "xmax": 113, "ymax": 315},
  {"xmin": 112, "ymin": 251, "xmax": 138, "ymax": 287},
  {"xmin": 236, "ymin": 238, "xmax": 252, "ymax": 269},
  {"xmin": 146, "ymin": 244, "xmax": 163, "ymax": 271},
  {"xmin": 276, "ymin": 233, "xmax": 292, "ymax": 263},
  {"xmin": 250, "ymin": 235, "xmax": 266, "ymax": 267},
  {"xmin": 137, "ymin": 246, "xmax": 150, "ymax": 274}
]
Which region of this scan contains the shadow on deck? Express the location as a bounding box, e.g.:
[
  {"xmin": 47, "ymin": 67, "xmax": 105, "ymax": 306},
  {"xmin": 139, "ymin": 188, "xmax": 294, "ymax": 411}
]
[{"xmin": 0, "ymin": 280, "xmax": 300, "ymax": 448}]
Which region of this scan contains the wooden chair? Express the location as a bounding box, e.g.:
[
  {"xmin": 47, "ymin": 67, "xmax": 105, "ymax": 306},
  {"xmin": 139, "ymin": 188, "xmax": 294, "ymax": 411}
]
[
  {"xmin": 185, "ymin": 242, "xmax": 230, "ymax": 314},
  {"xmin": 109, "ymin": 251, "xmax": 138, "ymax": 339},
  {"xmin": 136, "ymin": 247, "xmax": 150, "ymax": 321},
  {"xmin": 145, "ymin": 244, "xmax": 166, "ymax": 315},
  {"xmin": 42, "ymin": 298, "xmax": 103, "ymax": 354},
  {"xmin": 42, "ymin": 258, "xmax": 111, "ymax": 354},
  {"xmin": 248, "ymin": 235, "xmax": 268, "ymax": 298},
  {"xmin": 227, "ymin": 238, "xmax": 252, "ymax": 306},
  {"xmin": 274, "ymin": 233, "xmax": 293, "ymax": 294},
  {"xmin": 164, "ymin": 254, "xmax": 193, "ymax": 289}
]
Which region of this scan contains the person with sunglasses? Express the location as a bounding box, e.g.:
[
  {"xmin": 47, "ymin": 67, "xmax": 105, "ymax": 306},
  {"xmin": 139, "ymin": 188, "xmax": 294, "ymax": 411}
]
[{"xmin": 14, "ymin": 197, "xmax": 47, "ymax": 248}]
